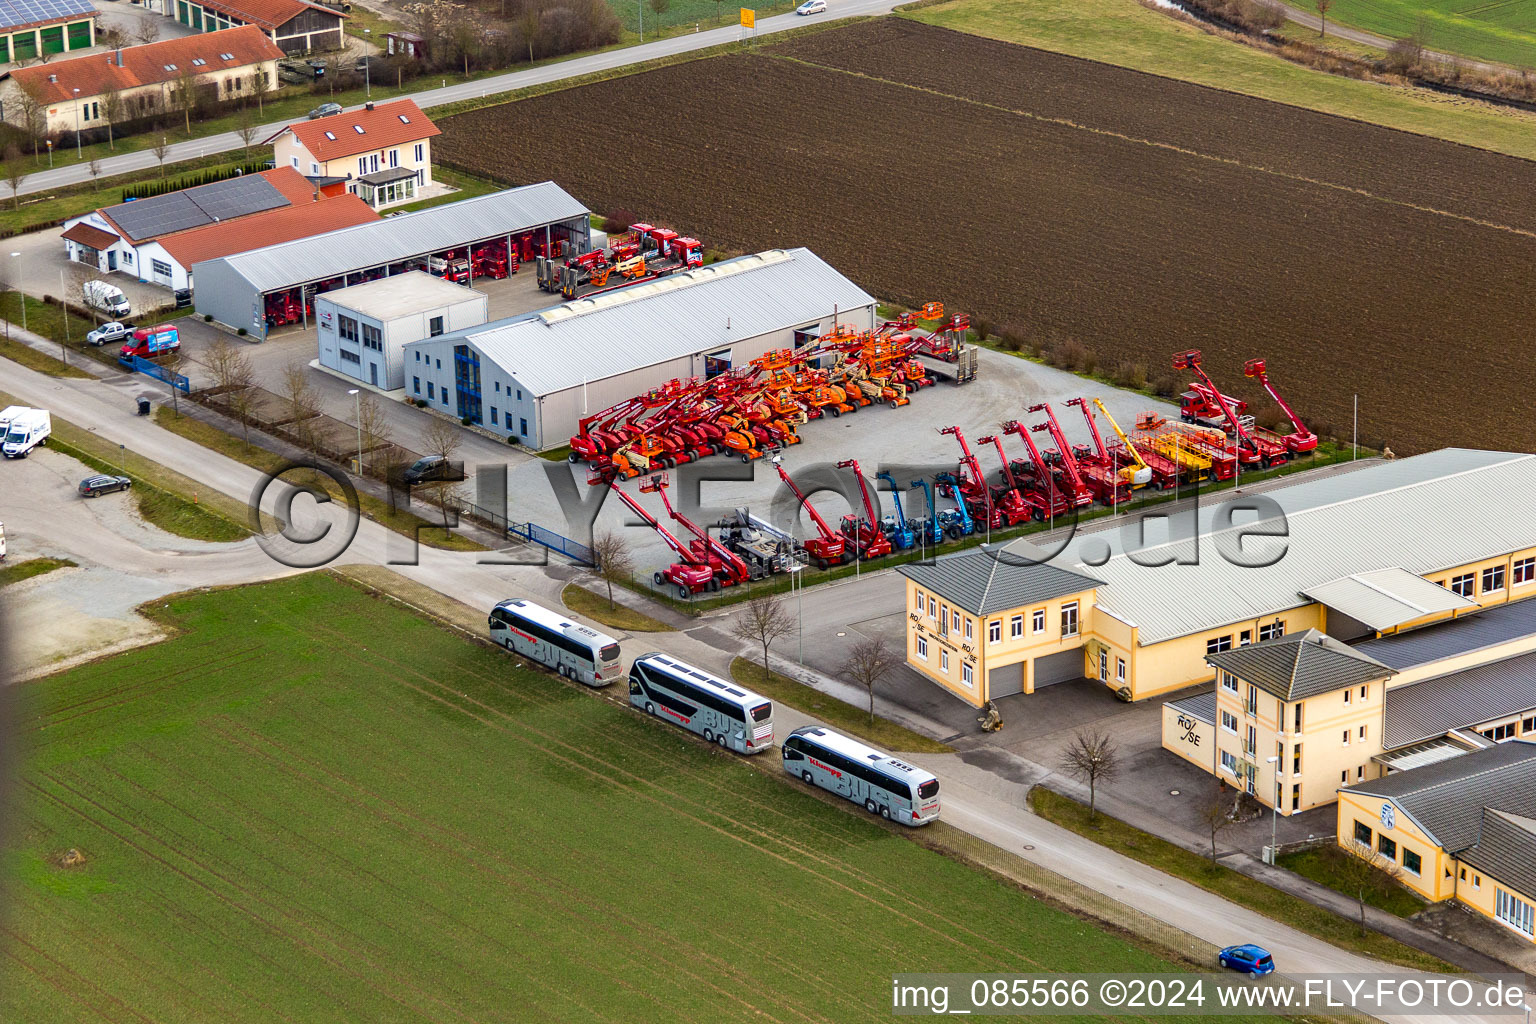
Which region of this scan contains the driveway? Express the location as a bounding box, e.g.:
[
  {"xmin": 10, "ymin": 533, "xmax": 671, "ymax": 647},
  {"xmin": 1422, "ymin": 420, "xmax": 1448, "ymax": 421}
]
[{"xmin": 5, "ymin": 226, "xmax": 173, "ymax": 322}]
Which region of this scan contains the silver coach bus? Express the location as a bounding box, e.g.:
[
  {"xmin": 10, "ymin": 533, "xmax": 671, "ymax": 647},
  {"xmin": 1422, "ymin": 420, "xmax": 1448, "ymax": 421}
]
[
  {"xmin": 629, "ymin": 653, "xmax": 774, "ymax": 754},
  {"xmin": 488, "ymin": 599, "xmax": 622, "ymax": 686},
  {"xmin": 781, "ymin": 726, "xmax": 940, "ymax": 825}
]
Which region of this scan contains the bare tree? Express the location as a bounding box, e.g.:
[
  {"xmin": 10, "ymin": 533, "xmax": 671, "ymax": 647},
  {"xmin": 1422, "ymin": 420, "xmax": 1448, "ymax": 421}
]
[
  {"xmin": 158, "ymin": 346, "xmax": 187, "ymax": 413},
  {"xmin": 150, "ymin": 136, "xmax": 171, "ymax": 180},
  {"xmin": 1197, "ymin": 781, "xmax": 1240, "ymax": 866},
  {"xmin": 588, "ymin": 530, "xmax": 634, "ymax": 609},
  {"xmin": 2, "ymin": 145, "xmax": 27, "ymax": 211},
  {"xmin": 518, "ymin": 0, "xmax": 540, "ymax": 63},
  {"xmin": 87, "ymin": 156, "xmax": 102, "ymax": 181},
  {"xmin": 280, "ymin": 360, "xmax": 322, "ymax": 455},
  {"xmin": 234, "ymin": 103, "xmax": 260, "ymax": 157},
  {"xmin": 132, "ymin": 17, "xmax": 160, "ymax": 46},
  {"xmin": 1334, "ymin": 839, "xmax": 1404, "ymax": 933},
  {"xmin": 174, "ymin": 66, "xmax": 205, "ymax": 134},
  {"xmin": 99, "ymin": 86, "xmax": 125, "ymax": 150},
  {"xmin": 647, "ymin": 0, "xmax": 670, "ymax": 31},
  {"xmin": 68, "ymin": 266, "xmax": 103, "ymax": 327},
  {"xmin": 1056, "ymin": 728, "xmax": 1120, "ymax": 823},
  {"xmin": 730, "ymin": 593, "xmax": 794, "ymax": 685},
  {"xmin": 355, "ymin": 392, "xmax": 392, "ymax": 475},
  {"xmin": 1315, "ymin": 0, "xmax": 1333, "ymax": 37},
  {"xmin": 840, "ymin": 634, "xmax": 898, "ymax": 725},
  {"xmin": 419, "ymin": 415, "xmax": 463, "ymax": 462},
  {"xmin": 13, "ymin": 80, "xmax": 47, "ymax": 161},
  {"xmin": 423, "ymin": 478, "xmax": 464, "ymax": 534}
]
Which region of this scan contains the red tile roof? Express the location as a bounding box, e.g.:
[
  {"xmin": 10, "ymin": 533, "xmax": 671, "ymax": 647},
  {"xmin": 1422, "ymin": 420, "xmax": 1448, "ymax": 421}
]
[
  {"xmin": 95, "ymin": 166, "xmax": 317, "ymax": 243},
  {"xmin": 268, "ymin": 99, "xmax": 440, "ymax": 162},
  {"xmin": 61, "ymin": 222, "xmax": 119, "ymax": 249},
  {"xmin": 192, "ymin": 0, "xmax": 345, "ymax": 31},
  {"xmin": 160, "ymin": 193, "xmax": 380, "ymax": 268},
  {"xmin": 8, "ymin": 25, "xmax": 282, "ymax": 105}
]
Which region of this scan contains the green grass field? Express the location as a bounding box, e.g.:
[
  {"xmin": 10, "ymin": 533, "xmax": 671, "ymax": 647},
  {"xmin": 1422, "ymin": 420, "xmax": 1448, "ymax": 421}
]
[
  {"xmin": 904, "ymin": 0, "xmax": 1536, "ymax": 161},
  {"xmin": 3, "ymin": 573, "xmax": 1241, "ymax": 1021},
  {"xmin": 1321, "ymin": 0, "xmax": 1536, "ymax": 67}
]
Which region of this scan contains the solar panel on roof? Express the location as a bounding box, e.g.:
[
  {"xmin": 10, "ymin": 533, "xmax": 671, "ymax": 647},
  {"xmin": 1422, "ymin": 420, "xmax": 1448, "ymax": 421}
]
[
  {"xmin": 106, "ymin": 175, "xmax": 287, "ymax": 240},
  {"xmin": 0, "ymin": 0, "xmax": 95, "ymax": 31}
]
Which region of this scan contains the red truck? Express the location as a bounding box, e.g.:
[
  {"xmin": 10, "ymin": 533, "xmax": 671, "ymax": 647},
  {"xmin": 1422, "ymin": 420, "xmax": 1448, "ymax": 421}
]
[{"xmin": 120, "ymin": 324, "xmax": 180, "ymax": 361}]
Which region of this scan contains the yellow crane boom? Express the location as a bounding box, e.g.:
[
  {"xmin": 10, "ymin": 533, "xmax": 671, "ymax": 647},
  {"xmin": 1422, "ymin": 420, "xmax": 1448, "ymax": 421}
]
[{"xmin": 1092, "ymin": 398, "xmax": 1149, "ymax": 476}]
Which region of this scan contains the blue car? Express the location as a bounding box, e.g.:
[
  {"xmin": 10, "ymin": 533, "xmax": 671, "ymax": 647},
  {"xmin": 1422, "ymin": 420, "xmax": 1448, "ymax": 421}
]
[{"xmin": 1218, "ymin": 944, "xmax": 1275, "ymax": 975}]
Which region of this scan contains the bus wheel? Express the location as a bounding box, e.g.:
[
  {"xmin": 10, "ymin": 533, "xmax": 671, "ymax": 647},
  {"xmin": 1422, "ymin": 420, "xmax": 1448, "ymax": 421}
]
[
  {"xmin": 645, "ymin": 702, "xmax": 656, "ymax": 716},
  {"xmin": 865, "ymin": 799, "xmax": 878, "ymax": 815},
  {"xmin": 716, "ymin": 733, "xmax": 728, "ymax": 748},
  {"xmin": 801, "ymin": 770, "xmax": 813, "ymax": 784},
  {"xmin": 704, "ymin": 729, "xmax": 715, "ymax": 744},
  {"xmin": 880, "ymin": 806, "xmax": 892, "ymax": 820}
]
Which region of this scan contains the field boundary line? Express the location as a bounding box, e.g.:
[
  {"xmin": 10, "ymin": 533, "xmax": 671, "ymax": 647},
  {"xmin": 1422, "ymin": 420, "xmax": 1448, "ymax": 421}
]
[{"xmin": 763, "ymin": 51, "xmax": 1536, "ymax": 241}]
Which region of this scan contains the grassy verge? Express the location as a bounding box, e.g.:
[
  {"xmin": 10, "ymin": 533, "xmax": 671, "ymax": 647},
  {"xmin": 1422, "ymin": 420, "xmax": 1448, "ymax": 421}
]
[
  {"xmin": 535, "ymin": 443, "xmax": 574, "ymax": 462},
  {"xmin": 3, "ymin": 572, "xmax": 1237, "ymax": 1021},
  {"xmin": 1317, "ymin": 0, "xmax": 1536, "ymax": 68},
  {"xmin": 1278, "ymin": 845, "xmax": 1428, "ymax": 918},
  {"xmin": 0, "ymin": 336, "xmax": 91, "ymax": 378},
  {"xmin": 390, "ymin": 165, "xmax": 501, "ymax": 215},
  {"xmin": 902, "ymin": 0, "xmax": 1536, "ymax": 161},
  {"xmin": 561, "ymin": 582, "xmax": 675, "ymax": 631},
  {"xmin": 152, "ymin": 406, "xmax": 484, "ymax": 551},
  {"xmin": 0, "ymin": 557, "xmax": 76, "ymax": 587},
  {"xmin": 46, "ymin": 433, "xmax": 249, "ymax": 543},
  {"xmin": 1028, "ymin": 787, "xmax": 1456, "ymax": 972},
  {"xmin": 731, "ymin": 656, "xmax": 953, "ymax": 754}
]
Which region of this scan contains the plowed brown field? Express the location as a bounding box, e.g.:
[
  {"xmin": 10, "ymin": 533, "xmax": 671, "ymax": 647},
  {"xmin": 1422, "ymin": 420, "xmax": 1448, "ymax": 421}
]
[{"xmin": 438, "ymin": 20, "xmax": 1536, "ymax": 454}]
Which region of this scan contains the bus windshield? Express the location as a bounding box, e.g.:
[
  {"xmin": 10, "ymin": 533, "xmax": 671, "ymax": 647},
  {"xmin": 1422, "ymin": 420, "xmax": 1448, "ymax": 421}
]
[{"xmin": 749, "ymin": 703, "xmax": 771, "ymax": 722}]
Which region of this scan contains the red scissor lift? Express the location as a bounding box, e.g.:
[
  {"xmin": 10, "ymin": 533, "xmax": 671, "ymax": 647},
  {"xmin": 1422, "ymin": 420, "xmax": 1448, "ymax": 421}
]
[
  {"xmin": 773, "ymin": 457, "xmax": 848, "ymax": 569},
  {"xmin": 1173, "ymin": 350, "xmax": 1291, "ymax": 468},
  {"xmin": 835, "ymin": 459, "xmax": 893, "ymax": 559}
]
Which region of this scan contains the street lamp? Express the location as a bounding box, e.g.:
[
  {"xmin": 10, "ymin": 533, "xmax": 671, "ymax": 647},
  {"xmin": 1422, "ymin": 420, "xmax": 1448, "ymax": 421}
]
[
  {"xmin": 363, "ymin": 29, "xmax": 371, "ymax": 98},
  {"xmin": 1266, "ymin": 754, "xmax": 1281, "ymax": 862},
  {"xmin": 787, "ymin": 561, "xmax": 805, "ymax": 664},
  {"xmin": 72, "ymin": 88, "xmax": 81, "ymax": 158},
  {"xmin": 348, "ymin": 388, "xmax": 363, "ymax": 474},
  {"xmin": 7, "ymin": 252, "xmax": 21, "ymax": 338}
]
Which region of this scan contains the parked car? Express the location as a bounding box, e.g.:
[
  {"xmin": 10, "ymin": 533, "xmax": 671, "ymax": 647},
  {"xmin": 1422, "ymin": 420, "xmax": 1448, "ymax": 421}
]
[
  {"xmin": 796, "ymin": 0, "xmax": 827, "ymax": 14},
  {"xmin": 79, "ymin": 474, "xmax": 132, "ymax": 497},
  {"xmin": 86, "ymin": 321, "xmax": 133, "ymax": 347},
  {"xmin": 82, "ymin": 280, "xmax": 130, "ymax": 318},
  {"xmin": 1217, "ymin": 944, "xmax": 1275, "ymax": 976},
  {"xmin": 402, "ymin": 454, "xmax": 458, "ymax": 485},
  {"xmin": 308, "ymin": 102, "xmax": 343, "ymax": 120}
]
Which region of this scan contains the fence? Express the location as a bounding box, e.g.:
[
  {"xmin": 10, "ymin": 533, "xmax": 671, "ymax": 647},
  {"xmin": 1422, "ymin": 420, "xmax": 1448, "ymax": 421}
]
[
  {"xmin": 459, "ymin": 496, "xmax": 596, "ymax": 565},
  {"xmin": 128, "ymin": 354, "xmax": 189, "ymax": 392}
]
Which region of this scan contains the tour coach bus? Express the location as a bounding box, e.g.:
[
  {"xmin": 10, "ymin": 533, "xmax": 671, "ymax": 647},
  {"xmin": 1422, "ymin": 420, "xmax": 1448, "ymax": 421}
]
[
  {"xmin": 488, "ymin": 599, "xmax": 621, "ymax": 686},
  {"xmin": 629, "ymin": 653, "xmax": 774, "ymax": 754},
  {"xmin": 782, "ymin": 726, "xmax": 940, "ymax": 825}
]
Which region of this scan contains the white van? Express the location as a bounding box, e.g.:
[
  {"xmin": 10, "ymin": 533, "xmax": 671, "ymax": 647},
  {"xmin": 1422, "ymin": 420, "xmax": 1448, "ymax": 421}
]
[
  {"xmin": 2, "ymin": 408, "xmax": 51, "ymax": 458},
  {"xmin": 0, "ymin": 406, "xmax": 29, "ymax": 433},
  {"xmin": 83, "ymin": 280, "xmax": 131, "ymax": 318}
]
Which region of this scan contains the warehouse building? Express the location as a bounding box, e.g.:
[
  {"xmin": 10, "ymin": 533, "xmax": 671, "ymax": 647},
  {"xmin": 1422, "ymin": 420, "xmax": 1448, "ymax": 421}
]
[
  {"xmin": 316, "ymin": 271, "xmax": 486, "ymax": 391},
  {"xmin": 166, "ymin": 0, "xmax": 345, "ymax": 54},
  {"xmin": 191, "ymin": 181, "xmax": 589, "ymax": 338},
  {"xmin": 0, "ymin": 0, "xmax": 95, "ymax": 65},
  {"xmin": 1338, "ymin": 741, "xmax": 1536, "ymax": 943},
  {"xmin": 901, "ymin": 448, "xmax": 1536, "ymax": 711},
  {"xmin": 403, "ymin": 248, "xmax": 877, "ymax": 449}
]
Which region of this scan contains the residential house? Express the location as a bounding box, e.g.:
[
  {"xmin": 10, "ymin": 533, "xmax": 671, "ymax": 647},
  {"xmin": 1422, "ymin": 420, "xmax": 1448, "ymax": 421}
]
[
  {"xmin": 168, "ymin": 0, "xmax": 344, "ymax": 55},
  {"xmin": 265, "ymin": 98, "xmax": 439, "ymax": 209}
]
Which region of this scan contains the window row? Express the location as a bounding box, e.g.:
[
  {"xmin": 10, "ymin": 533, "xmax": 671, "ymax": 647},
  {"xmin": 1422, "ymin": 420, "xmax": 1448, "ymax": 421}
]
[{"xmin": 911, "ymin": 593, "xmax": 1077, "ymax": 641}]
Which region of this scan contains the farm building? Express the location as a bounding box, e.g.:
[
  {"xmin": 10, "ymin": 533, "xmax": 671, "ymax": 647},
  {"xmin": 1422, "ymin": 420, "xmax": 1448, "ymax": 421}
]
[
  {"xmin": 316, "ymin": 271, "xmax": 486, "ymax": 391},
  {"xmin": 60, "ymin": 166, "xmax": 371, "ymax": 292},
  {"xmin": 0, "ymin": 0, "xmax": 95, "ymax": 66},
  {"xmin": 190, "ymin": 181, "xmax": 590, "ymax": 337},
  {"xmin": 2, "ymin": 26, "xmax": 280, "ymax": 135},
  {"xmin": 165, "ymin": 0, "xmax": 344, "ymax": 55},
  {"xmin": 1338, "ymin": 741, "xmax": 1536, "ymax": 943},
  {"xmin": 401, "ymin": 248, "xmax": 877, "ymax": 449},
  {"xmin": 265, "ymin": 99, "xmax": 439, "ymax": 209}
]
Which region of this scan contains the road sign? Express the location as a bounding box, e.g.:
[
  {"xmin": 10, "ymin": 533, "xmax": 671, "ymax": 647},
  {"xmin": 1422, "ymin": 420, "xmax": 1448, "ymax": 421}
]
[{"xmin": 739, "ymin": 7, "xmax": 754, "ymax": 26}]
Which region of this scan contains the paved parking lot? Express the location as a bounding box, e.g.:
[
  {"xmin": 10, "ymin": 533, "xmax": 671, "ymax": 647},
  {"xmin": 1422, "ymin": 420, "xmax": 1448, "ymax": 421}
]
[{"xmin": 6, "ymin": 227, "xmax": 174, "ymax": 319}]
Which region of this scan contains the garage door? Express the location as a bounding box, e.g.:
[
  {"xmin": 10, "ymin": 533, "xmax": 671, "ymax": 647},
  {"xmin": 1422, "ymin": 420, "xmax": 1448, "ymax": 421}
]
[
  {"xmin": 988, "ymin": 661, "xmax": 1024, "ymax": 699},
  {"xmin": 1033, "ymin": 649, "xmax": 1086, "ymax": 689}
]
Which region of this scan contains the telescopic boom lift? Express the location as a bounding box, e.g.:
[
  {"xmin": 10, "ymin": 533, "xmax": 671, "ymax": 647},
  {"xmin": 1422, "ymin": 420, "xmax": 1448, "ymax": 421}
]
[
  {"xmin": 772, "ymin": 456, "xmax": 848, "ymax": 569},
  {"xmin": 609, "ymin": 480, "xmax": 715, "ymax": 599},
  {"xmin": 836, "ymin": 459, "xmax": 894, "ymax": 559},
  {"xmin": 1243, "ymin": 358, "xmax": 1318, "ymax": 453}
]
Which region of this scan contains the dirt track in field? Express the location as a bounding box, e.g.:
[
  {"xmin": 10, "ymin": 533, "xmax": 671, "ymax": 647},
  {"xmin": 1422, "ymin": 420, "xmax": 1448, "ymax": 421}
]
[{"xmin": 438, "ymin": 20, "xmax": 1536, "ymax": 455}]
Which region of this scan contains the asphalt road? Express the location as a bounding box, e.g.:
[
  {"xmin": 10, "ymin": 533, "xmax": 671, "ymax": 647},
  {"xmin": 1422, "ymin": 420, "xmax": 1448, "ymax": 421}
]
[
  {"xmin": 9, "ymin": 0, "xmax": 899, "ymax": 199},
  {"xmin": 6, "ymin": 357, "xmax": 1532, "ymax": 1022}
]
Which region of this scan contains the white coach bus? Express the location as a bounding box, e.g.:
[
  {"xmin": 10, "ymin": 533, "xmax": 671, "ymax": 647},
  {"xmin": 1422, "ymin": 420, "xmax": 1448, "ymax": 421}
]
[
  {"xmin": 488, "ymin": 599, "xmax": 621, "ymax": 686},
  {"xmin": 628, "ymin": 653, "xmax": 774, "ymax": 754},
  {"xmin": 781, "ymin": 726, "xmax": 940, "ymax": 825}
]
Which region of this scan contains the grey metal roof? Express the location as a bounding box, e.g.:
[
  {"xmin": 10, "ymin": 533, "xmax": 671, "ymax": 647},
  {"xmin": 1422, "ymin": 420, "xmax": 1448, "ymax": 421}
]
[
  {"xmin": 318, "ymin": 270, "xmax": 480, "ymax": 319},
  {"xmin": 1383, "ymin": 650, "xmax": 1536, "ymax": 748},
  {"xmin": 104, "ymin": 174, "xmax": 287, "ymax": 241},
  {"xmin": 0, "ymin": 0, "xmax": 94, "ymax": 30},
  {"xmin": 1373, "ymin": 736, "xmax": 1480, "ymax": 773},
  {"xmin": 1167, "ymin": 690, "xmax": 1216, "ymax": 725},
  {"xmin": 1342, "ymin": 740, "xmax": 1536, "ymax": 850},
  {"xmin": 996, "ymin": 449, "xmax": 1536, "ymax": 644},
  {"xmin": 899, "ymin": 544, "xmax": 1103, "ymax": 616},
  {"xmin": 1357, "ymin": 596, "xmax": 1536, "ymax": 672},
  {"xmin": 196, "ymin": 182, "xmax": 586, "ymax": 293},
  {"xmin": 1459, "ymin": 808, "xmax": 1536, "ymax": 899},
  {"xmin": 1301, "ymin": 567, "xmax": 1477, "ymax": 632},
  {"xmin": 1205, "ymin": 628, "xmax": 1392, "ymax": 701},
  {"xmin": 418, "ymin": 249, "xmax": 876, "ymax": 397}
]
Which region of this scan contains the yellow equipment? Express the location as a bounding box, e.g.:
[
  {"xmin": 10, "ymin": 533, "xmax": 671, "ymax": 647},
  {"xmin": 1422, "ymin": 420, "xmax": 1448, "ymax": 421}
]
[{"xmin": 1092, "ymin": 398, "xmax": 1153, "ymax": 486}]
